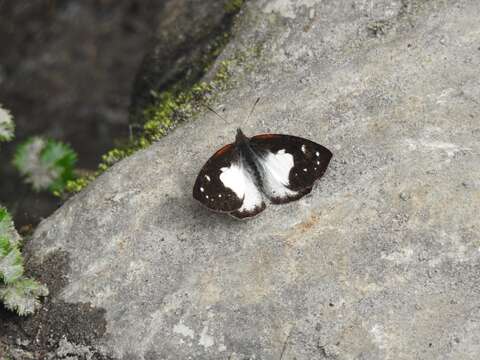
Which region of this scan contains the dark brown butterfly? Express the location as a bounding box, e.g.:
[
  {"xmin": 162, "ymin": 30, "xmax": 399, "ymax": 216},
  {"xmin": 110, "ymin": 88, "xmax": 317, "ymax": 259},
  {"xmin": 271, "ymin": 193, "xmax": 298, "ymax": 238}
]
[{"xmin": 193, "ymin": 128, "xmax": 332, "ymax": 219}]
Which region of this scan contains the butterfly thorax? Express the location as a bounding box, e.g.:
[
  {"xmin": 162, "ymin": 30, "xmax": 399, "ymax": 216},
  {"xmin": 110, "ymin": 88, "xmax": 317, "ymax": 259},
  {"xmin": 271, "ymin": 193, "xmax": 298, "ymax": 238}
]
[
  {"xmin": 235, "ymin": 128, "xmax": 249, "ymax": 145},
  {"xmin": 234, "ymin": 128, "xmax": 263, "ymax": 187}
]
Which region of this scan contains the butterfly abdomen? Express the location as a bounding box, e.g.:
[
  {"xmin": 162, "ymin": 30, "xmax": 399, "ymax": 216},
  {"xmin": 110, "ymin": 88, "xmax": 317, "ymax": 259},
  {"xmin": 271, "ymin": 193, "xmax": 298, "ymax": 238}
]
[{"xmin": 237, "ymin": 140, "xmax": 263, "ymax": 189}]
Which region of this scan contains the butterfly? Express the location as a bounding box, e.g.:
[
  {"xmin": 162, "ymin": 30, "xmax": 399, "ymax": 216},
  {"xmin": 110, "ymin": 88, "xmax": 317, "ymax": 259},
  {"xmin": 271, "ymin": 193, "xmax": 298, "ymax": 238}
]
[{"xmin": 193, "ymin": 128, "xmax": 332, "ymax": 219}]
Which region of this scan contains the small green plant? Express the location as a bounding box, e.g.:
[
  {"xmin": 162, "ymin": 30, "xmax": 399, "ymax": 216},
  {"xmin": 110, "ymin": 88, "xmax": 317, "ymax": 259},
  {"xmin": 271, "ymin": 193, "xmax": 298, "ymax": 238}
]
[
  {"xmin": 0, "ymin": 106, "xmax": 49, "ymax": 316},
  {"xmin": 13, "ymin": 137, "xmax": 77, "ymax": 195},
  {"xmin": 0, "ymin": 207, "xmax": 48, "ymax": 316},
  {"xmin": 224, "ymin": 0, "xmax": 244, "ymax": 14},
  {"xmin": 0, "ymin": 104, "xmax": 15, "ymax": 142}
]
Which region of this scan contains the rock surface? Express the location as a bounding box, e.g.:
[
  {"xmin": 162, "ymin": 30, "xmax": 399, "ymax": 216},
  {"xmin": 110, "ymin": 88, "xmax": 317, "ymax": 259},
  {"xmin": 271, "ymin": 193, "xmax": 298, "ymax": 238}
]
[{"xmin": 27, "ymin": 0, "xmax": 480, "ymax": 359}]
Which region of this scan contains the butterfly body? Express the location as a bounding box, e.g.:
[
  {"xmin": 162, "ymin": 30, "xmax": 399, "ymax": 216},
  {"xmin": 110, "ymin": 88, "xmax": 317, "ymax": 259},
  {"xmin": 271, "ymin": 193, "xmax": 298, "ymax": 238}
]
[{"xmin": 193, "ymin": 128, "xmax": 332, "ymax": 219}]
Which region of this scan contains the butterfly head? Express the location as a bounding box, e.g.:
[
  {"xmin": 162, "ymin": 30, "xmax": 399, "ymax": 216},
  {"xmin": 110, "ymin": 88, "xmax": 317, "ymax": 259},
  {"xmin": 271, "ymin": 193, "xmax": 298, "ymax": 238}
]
[{"xmin": 235, "ymin": 128, "xmax": 249, "ymax": 144}]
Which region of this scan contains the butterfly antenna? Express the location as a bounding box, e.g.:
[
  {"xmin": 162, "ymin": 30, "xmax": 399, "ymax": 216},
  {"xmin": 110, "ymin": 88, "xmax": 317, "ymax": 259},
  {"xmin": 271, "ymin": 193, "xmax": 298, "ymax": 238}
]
[
  {"xmin": 205, "ymin": 104, "xmax": 228, "ymax": 123},
  {"xmin": 242, "ymin": 97, "xmax": 261, "ymax": 127}
]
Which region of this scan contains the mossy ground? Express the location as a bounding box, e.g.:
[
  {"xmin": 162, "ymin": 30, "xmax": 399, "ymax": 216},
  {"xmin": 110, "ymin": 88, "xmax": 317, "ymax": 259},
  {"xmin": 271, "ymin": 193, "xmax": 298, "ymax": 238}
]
[{"xmin": 224, "ymin": 0, "xmax": 245, "ymax": 14}]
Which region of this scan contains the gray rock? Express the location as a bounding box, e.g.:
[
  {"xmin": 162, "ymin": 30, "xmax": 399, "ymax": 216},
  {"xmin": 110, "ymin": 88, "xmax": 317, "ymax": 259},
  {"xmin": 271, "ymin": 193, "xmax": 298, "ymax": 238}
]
[{"xmin": 29, "ymin": 0, "xmax": 480, "ymax": 359}]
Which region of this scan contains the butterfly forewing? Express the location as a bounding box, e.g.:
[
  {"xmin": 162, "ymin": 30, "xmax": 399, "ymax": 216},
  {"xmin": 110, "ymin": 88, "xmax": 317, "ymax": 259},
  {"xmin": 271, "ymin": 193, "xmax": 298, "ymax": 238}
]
[
  {"xmin": 193, "ymin": 144, "xmax": 244, "ymax": 212},
  {"xmin": 193, "ymin": 143, "xmax": 266, "ymax": 218},
  {"xmin": 250, "ymin": 134, "xmax": 332, "ymax": 203}
]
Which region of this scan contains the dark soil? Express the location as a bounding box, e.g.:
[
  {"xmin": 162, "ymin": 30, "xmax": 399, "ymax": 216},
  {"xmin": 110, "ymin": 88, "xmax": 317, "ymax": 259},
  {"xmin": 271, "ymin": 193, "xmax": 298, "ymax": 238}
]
[{"xmin": 0, "ymin": 251, "xmax": 113, "ymax": 360}]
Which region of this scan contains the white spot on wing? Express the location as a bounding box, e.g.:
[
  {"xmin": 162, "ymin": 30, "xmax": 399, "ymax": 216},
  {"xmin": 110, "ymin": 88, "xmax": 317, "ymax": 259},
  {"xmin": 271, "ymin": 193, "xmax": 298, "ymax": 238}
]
[
  {"xmin": 303, "ymin": 168, "xmax": 308, "ymax": 172},
  {"xmin": 205, "ymin": 175, "xmax": 211, "ymax": 181},
  {"xmin": 200, "ymin": 187, "xmax": 204, "ymax": 192},
  {"xmin": 301, "ymin": 144, "xmax": 307, "ymax": 153},
  {"xmin": 315, "ymin": 151, "xmax": 320, "ymax": 156},
  {"xmin": 219, "ymin": 163, "xmax": 263, "ymax": 212},
  {"xmin": 258, "ymin": 149, "xmax": 298, "ymax": 199}
]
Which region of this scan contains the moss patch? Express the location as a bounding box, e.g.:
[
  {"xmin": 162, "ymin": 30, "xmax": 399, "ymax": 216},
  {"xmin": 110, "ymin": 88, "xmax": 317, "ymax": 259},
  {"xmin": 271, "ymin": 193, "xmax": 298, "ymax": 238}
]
[{"xmin": 224, "ymin": 0, "xmax": 245, "ymax": 14}]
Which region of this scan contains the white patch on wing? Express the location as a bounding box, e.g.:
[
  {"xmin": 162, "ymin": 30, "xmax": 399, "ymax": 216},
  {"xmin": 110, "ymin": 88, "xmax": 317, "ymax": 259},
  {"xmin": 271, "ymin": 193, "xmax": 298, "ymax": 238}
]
[
  {"xmin": 219, "ymin": 163, "xmax": 263, "ymax": 213},
  {"xmin": 258, "ymin": 149, "xmax": 298, "ymax": 200}
]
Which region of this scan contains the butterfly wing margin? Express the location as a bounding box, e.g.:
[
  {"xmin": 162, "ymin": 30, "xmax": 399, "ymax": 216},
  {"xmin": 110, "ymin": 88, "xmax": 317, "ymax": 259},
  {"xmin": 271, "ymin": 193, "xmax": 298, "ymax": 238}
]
[
  {"xmin": 250, "ymin": 134, "xmax": 332, "ymax": 202},
  {"xmin": 193, "ymin": 143, "xmax": 266, "ymax": 218},
  {"xmin": 193, "ymin": 144, "xmax": 244, "ymax": 213}
]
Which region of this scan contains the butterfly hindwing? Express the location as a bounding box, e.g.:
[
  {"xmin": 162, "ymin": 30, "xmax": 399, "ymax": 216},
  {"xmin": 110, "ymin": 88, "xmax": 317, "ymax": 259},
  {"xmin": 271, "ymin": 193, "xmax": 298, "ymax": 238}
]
[
  {"xmin": 193, "ymin": 143, "xmax": 266, "ymax": 218},
  {"xmin": 216, "ymin": 160, "xmax": 266, "ymax": 219},
  {"xmin": 250, "ymin": 134, "xmax": 332, "ymax": 203},
  {"xmin": 228, "ymin": 168, "xmax": 265, "ymax": 219}
]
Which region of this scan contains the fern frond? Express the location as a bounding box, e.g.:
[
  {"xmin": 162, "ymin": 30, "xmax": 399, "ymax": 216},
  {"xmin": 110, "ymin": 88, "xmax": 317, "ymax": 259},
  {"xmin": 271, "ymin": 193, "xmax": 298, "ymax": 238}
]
[
  {"xmin": 0, "ymin": 207, "xmax": 48, "ymax": 315},
  {"xmin": 13, "ymin": 137, "xmax": 77, "ymax": 193},
  {"xmin": 0, "ymin": 244, "xmax": 24, "ymax": 284},
  {"xmin": 0, "ymin": 104, "xmax": 14, "ymax": 142},
  {"xmin": 0, "ymin": 277, "xmax": 49, "ymax": 316},
  {"xmin": 0, "ymin": 206, "xmax": 21, "ymax": 247}
]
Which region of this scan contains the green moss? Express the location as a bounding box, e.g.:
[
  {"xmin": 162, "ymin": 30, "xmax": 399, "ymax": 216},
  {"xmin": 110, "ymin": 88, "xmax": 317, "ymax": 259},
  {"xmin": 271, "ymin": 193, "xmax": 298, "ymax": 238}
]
[
  {"xmin": 65, "ymin": 176, "xmax": 92, "ymax": 194},
  {"xmin": 203, "ymin": 32, "xmax": 231, "ymax": 64},
  {"xmin": 139, "ymin": 63, "xmax": 231, "ymax": 144},
  {"xmin": 224, "ymin": 0, "xmax": 245, "ymax": 14}
]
